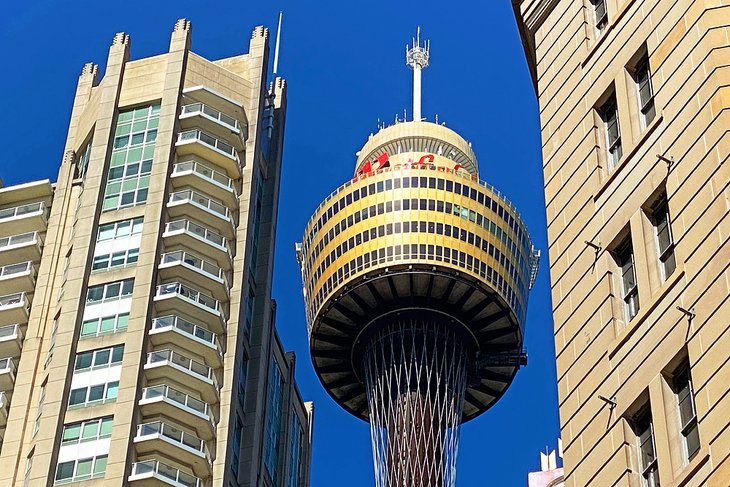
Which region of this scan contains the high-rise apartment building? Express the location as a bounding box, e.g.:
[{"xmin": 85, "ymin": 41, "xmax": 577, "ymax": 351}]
[
  {"xmin": 0, "ymin": 19, "xmax": 312, "ymax": 487},
  {"xmin": 512, "ymin": 0, "xmax": 729, "ymax": 485}
]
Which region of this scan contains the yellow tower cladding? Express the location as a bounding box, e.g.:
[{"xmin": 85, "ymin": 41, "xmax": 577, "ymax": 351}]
[{"xmin": 296, "ymin": 31, "xmax": 540, "ymax": 487}]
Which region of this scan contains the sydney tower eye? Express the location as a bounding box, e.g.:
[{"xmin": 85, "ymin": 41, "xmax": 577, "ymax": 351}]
[{"xmin": 297, "ymin": 31, "xmax": 540, "ymax": 487}]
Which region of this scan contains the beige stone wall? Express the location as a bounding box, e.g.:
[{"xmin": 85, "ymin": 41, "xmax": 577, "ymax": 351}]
[{"xmin": 514, "ymin": 0, "xmax": 730, "ymax": 485}]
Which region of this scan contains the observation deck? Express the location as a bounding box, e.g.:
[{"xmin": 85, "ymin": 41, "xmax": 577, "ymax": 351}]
[{"xmin": 299, "ymin": 121, "xmax": 539, "ymax": 422}]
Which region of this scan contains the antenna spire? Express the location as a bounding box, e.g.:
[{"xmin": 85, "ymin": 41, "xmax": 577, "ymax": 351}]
[
  {"xmin": 406, "ymin": 26, "xmax": 430, "ymax": 122},
  {"xmin": 273, "ymin": 12, "xmax": 283, "ymax": 77}
]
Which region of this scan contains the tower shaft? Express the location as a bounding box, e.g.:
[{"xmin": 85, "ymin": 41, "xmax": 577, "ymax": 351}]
[{"xmin": 362, "ymin": 319, "xmax": 469, "ymax": 487}]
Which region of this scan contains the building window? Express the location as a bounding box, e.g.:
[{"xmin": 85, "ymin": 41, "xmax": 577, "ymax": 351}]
[
  {"xmin": 61, "ymin": 417, "xmax": 113, "ymax": 445},
  {"xmin": 614, "ymin": 237, "xmax": 639, "ymax": 322},
  {"xmin": 73, "ymin": 345, "xmax": 124, "ymax": 372},
  {"xmin": 96, "ymin": 217, "xmax": 144, "ymax": 241},
  {"xmin": 75, "ymin": 138, "xmax": 93, "ymax": 180},
  {"xmin": 68, "ymin": 346, "xmax": 123, "ymax": 408},
  {"xmin": 287, "ymin": 416, "xmax": 304, "ymax": 487},
  {"xmin": 264, "ymin": 361, "xmax": 284, "ymax": 482},
  {"xmin": 54, "ymin": 455, "xmax": 108, "ymax": 484},
  {"xmin": 231, "ymin": 416, "xmax": 242, "ymax": 475},
  {"xmin": 33, "ymin": 380, "xmax": 46, "ymax": 437},
  {"xmin": 237, "ymin": 354, "xmax": 248, "ymax": 407},
  {"xmin": 68, "ymin": 382, "xmax": 119, "ymax": 408},
  {"xmin": 80, "ymin": 312, "xmax": 129, "ymax": 338},
  {"xmin": 590, "ymin": 0, "xmax": 608, "ymax": 34},
  {"xmin": 91, "ymin": 249, "xmax": 139, "ymax": 271},
  {"xmin": 86, "ymin": 279, "xmax": 134, "ymax": 305},
  {"xmin": 631, "ymin": 408, "xmax": 659, "ymax": 487},
  {"xmin": 649, "ymin": 194, "xmax": 676, "ymax": 281},
  {"xmin": 673, "ymin": 363, "xmax": 700, "ymax": 462},
  {"xmin": 599, "ymin": 93, "xmax": 622, "ymax": 171},
  {"xmin": 102, "ymin": 104, "xmax": 160, "ymax": 211},
  {"xmin": 250, "ymin": 173, "xmax": 265, "ymax": 280},
  {"xmin": 245, "ymin": 287, "xmax": 255, "ymax": 338},
  {"xmin": 632, "ymin": 53, "xmax": 656, "ymax": 129}
]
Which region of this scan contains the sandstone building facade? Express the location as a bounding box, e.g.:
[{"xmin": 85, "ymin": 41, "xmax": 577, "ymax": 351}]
[{"xmin": 512, "ymin": 0, "xmax": 730, "ymax": 485}]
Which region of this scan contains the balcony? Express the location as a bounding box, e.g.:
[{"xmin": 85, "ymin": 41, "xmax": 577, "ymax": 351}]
[
  {"xmin": 144, "ymin": 350, "xmax": 218, "ymax": 403},
  {"xmin": 134, "ymin": 421, "xmax": 211, "ymax": 477},
  {"xmin": 138, "ymin": 385, "xmax": 215, "ymax": 440},
  {"xmin": 171, "ymin": 159, "xmax": 238, "ymax": 208},
  {"xmin": 179, "ymin": 102, "xmax": 244, "ymax": 149},
  {"xmin": 149, "ymin": 316, "xmax": 222, "ymax": 367},
  {"xmin": 0, "ymin": 293, "xmax": 30, "ymax": 326},
  {"xmin": 0, "ymin": 358, "xmax": 16, "ymax": 391},
  {"xmin": 158, "ymin": 251, "xmax": 229, "ymax": 300},
  {"xmin": 0, "ymin": 202, "xmax": 47, "ymax": 235},
  {"xmin": 128, "ymin": 460, "xmax": 203, "ymax": 487},
  {"xmin": 0, "ymin": 392, "xmax": 8, "ymax": 427},
  {"xmin": 0, "ymin": 324, "xmax": 23, "ymax": 358},
  {"xmin": 0, "ymin": 262, "xmax": 35, "ymax": 295},
  {"xmin": 153, "ymin": 283, "xmax": 225, "ymax": 334},
  {"xmin": 175, "ymin": 129, "xmax": 241, "ymax": 176},
  {"xmin": 162, "ymin": 220, "xmax": 232, "ymax": 270},
  {"xmin": 0, "ymin": 232, "xmax": 42, "ymax": 267},
  {"xmin": 167, "ymin": 190, "xmax": 235, "ymax": 238}
]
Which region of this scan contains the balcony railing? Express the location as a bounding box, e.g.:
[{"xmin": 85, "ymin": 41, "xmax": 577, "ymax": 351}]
[
  {"xmin": 0, "ymin": 292, "xmax": 27, "ymax": 310},
  {"xmin": 136, "ymin": 421, "xmax": 210, "ymax": 458},
  {"xmin": 146, "ymin": 349, "xmax": 217, "ymax": 387},
  {"xmin": 164, "ymin": 219, "xmax": 231, "ymax": 255},
  {"xmin": 0, "ymin": 202, "xmax": 45, "ymax": 222},
  {"xmin": 140, "ymin": 384, "xmax": 211, "ymax": 419},
  {"xmin": 151, "ymin": 316, "xmax": 221, "ymax": 354},
  {"xmin": 181, "ymin": 102, "xmax": 240, "ymax": 132},
  {"xmin": 129, "ymin": 460, "xmax": 202, "ymax": 487},
  {"xmin": 0, "ymin": 261, "xmax": 32, "ymax": 279},
  {"xmin": 177, "ymin": 129, "xmax": 237, "ymax": 159},
  {"xmin": 155, "ymin": 282, "xmax": 221, "ymax": 315},
  {"xmin": 168, "ymin": 190, "xmax": 231, "ymax": 221},
  {"xmin": 0, "ymin": 357, "xmax": 15, "ymax": 373},
  {"xmin": 0, "ymin": 232, "xmax": 39, "ymax": 251},
  {"xmin": 173, "ymin": 160, "xmax": 236, "ymax": 194},
  {"xmin": 160, "ymin": 251, "xmax": 227, "ymax": 284},
  {"xmin": 0, "ymin": 324, "xmax": 20, "ymax": 339}
]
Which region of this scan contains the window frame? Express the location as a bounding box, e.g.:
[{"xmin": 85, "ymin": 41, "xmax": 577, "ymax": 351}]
[
  {"xmin": 599, "ymin": 94, "xmax": 623, "ymax": 171},
  {"xmin": 614, "ymin": 237, "xmax": 639, "ymax": 322}
]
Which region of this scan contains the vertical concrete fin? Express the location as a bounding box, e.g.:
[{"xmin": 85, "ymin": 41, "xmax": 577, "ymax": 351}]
[{"xmin": 171, "ymin": 18, "xmax": 192, "ymax": 52}]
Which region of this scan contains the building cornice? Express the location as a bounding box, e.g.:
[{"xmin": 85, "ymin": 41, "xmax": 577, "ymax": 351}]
[{"xmin": 511, "ymin": 0, "xmax": 560, "ymax": 95}]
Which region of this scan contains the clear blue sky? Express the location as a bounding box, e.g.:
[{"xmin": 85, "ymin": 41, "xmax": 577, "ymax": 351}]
[{"xmin": 0, "ymin": 1, "xmax": 559, "ymax": 485}]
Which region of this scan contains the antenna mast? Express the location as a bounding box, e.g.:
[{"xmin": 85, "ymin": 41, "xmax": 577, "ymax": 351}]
[
  {"xmin": 272, "ymin": 11, "xmax": 283, "ymax": 77},
  {"xmin": 406, "ymin": 26, "xmax": 430, "ymax": 122}
]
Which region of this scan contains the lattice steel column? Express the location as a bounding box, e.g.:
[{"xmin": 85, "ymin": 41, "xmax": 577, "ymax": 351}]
[{"xmin": 362, "ymin": 320, "xmax": 469, "ymax": 487}]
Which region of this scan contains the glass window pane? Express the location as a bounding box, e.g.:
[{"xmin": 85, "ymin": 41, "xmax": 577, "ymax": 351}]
[
  {"xmin": 100, "ymin": 316, "xmax": 115, "ymax": 333},
  {"xmin": 106, "ymin": 382, "xmax": 119, "ymax": 400},
  {"xmin": 56, "ymin": 461, "xmax": 75, "ymax": 481},
  {"xmin": 69, "ymin": 388, "xmax": 87, "ymax": 405},
  {"xmin": 93, "ymin": 455, "xmax": 108, "ymax": 476},
  {"xmin": 88, "ymin": 385, "xmax": 105, "ymax": 402},
  {"xmin": 685, "ymin": 423, "xmax": 700, "ymax": 460},
  {"xmin": 117, "ymin": 313, "xmax": 129, "ymax": 330},
  {"xmin": 111, "ymin": 346, "xmax": 124, "ymax": 364},
  {"xmin": 93, "ymin": 350, "xmax": 110, "ymax": 366},
  {"xmin": 105, "ymin": 283, "xmax": 121, "ymax": 299},
  {"xmin": 81, "ymin": 319, "xmax": 98, "ymax": 336},
  {"xmin": 122, "ymin": 280, "xmax": 134, "ymax": 296},
  {"xmin": 62, "ymin": 424, "xmax": 81, "ymax": 442},
  {"xmin": 76, "ymin": 458, "xmax": 93, "ymax": 479},
  {"xmin": 100, "ymin": 418, "xmax": 113, "ymax": 436},
  {"xmin": 75, "ymin": 353, "xmax": 92, "ymax": 371},
  {"xmin": 81, "ymin": 421, "xmax": 99, "ymax": 439}
]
